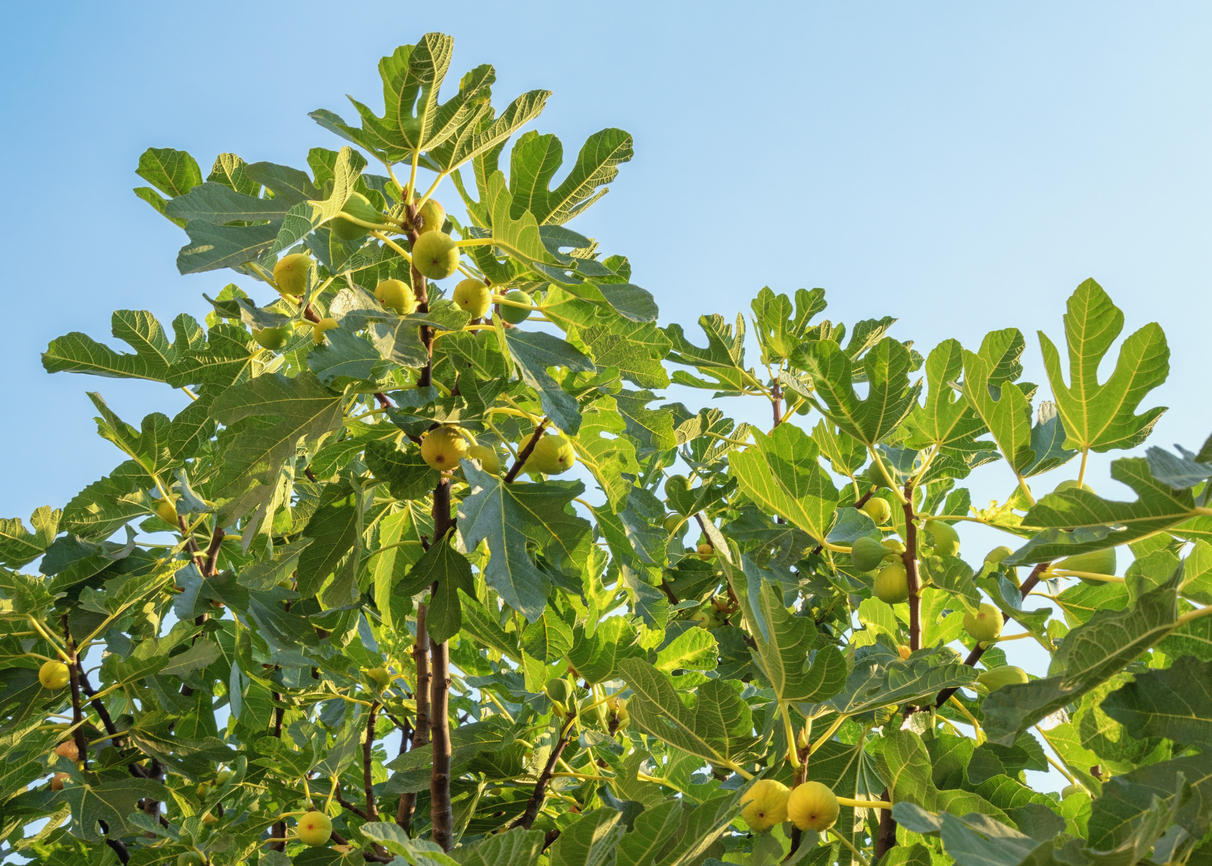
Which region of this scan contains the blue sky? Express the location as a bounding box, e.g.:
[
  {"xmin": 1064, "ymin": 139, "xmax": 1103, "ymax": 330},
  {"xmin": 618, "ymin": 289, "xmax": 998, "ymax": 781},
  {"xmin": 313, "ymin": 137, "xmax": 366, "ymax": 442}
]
[{"xmin": 3, "ymin": 0, "xmax": 1209, "ymax": 794}]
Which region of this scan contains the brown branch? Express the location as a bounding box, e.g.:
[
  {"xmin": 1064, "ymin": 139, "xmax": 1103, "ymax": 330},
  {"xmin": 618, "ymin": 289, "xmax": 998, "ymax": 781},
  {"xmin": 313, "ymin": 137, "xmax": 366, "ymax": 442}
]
[
  {"xmin": 504, "ymin": 419, "xmax": 550, "ymax": 483},
  {"xmin": 875, "ymin": 788, "xmax": 897, "ymax": 859},
  {"xmin": 510, "ymin": 710, "xmax": 578, "ymax": 831},
  {"xmin": 853, "ymin": 487, "xmax": 876, "ymax": 510},
  {"xmin": 784, "ymin": 726, "xmax": 814, "ymax": 861},
  {"xmin": 271, "ymin": 690, "xmax": 287, "ymax": 851},
  {"xmin": 659, "ymin": 579, "xmax": 678, "ymax": 605},
  {"xmin": 397, "ymin": 601, "xmax": 430, "ymax": 835},
  {"xmin": 61, "ymin": 617, "xmax": 90, "ymax": 772},
  {"xmin": 771, "ymin": 381, "xmax": 783, "ymax": 428},
  {"xmin": 202, "ymin": 527, "xmax": 225, "ymax": 577},
  {"xmin": 329, "ymin": 830, "xmax": 392, "ymax": 863},
  {"xmin": 336, "ymin": 791, "xmax": 369, "ymax": 819},
  {"xmin": 100, "ymin": 821, "xmax": 131, "ymax": 864},
  {"xmin": 76, "ymin": 663, "xmax": 124, "ymax": 749},
  {"xmin": 364, "ymin": 701, "xmax": 380, "ymax": 821},
  {"xmin": 177, "ymin": 514, "xmax": 206, "ymax": 573},
  {"xmin": 900, "ymin": 484, "xmax": 921, "ymax": 652},
  {"xmin": 430, "ymin": 633, "xmax": 453, "ymax": 850},
  {"xmin": 304, "ymin": 467, "xmax": 318, "ymax": 483}
]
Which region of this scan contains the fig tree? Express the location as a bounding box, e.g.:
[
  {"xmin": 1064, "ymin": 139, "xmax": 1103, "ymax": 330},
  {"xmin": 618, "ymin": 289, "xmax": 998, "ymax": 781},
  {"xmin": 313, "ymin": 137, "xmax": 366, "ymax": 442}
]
[
  {"xmin": 273, "ymin": 253, "xmax": 312, "ymax": 297},
  {"xmin": 499, "ymin": 290, "xmax": 533, "ymax": 325},
  {"xmin": 312, "ymin": 317, "xmax": 338, "ymax": 344},
  {"xmin": 374, "ymin": 279, "xmax": 417, "ymax": 315},
  {"xmin": 296, "ymin": 811, "xmax": 333, "ymax": 847},
  {"xmin": 977, "ymin": 665, "xmax": 1029, "ymax": 691},
  {"xmin": 411, "ymin": 231, "xmax": 459, "ymax": 280},
  {"xmin": 421, "ymin": 426, "xmax": 470, "ymax": 472},
  {"xmin": 963, "ymin": 603, "xmax": 1004, "ymax": 643},
  {"xmin": 926, "ymin": 521, "xmax": 960, "ymax": 556},
  {"xmin": 860, "ymin": 498, "xmax": 892, "ymax": 525},
  {"xmin": 740, "ymin": 779, "xmax": 790, "ymax": 832},
  {"xmin": 850, "ymin": 536, "xmax": 887, "ymax": 572},
  {"xmin": 787, "ymin": 781, "xmax": 839, "ymax": 831},
  {"xmin": 253, "ymin": 326, "xmax": 290, "ymax": 351},
  {"xmin": 466, "ymin": 444, "xmax": 501, "ymax": 474},
  {"xmin": 452, "ymin": 278, "xmax": 492, "ymax": 318},
  {"xmin": 529, "ymin": 434, "xmax": 576, "ymax": 474},
  {"xmin": 39, "ymin": 661, "xmax": 70, "ymax": 691},
  {"xmin": 873, "ymin": 563, "xmax": 909, "ymax": 604}
]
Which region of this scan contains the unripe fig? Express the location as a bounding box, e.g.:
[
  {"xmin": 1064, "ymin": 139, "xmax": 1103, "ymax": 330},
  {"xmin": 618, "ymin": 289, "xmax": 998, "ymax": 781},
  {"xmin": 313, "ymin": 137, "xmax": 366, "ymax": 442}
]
[
  {"xmin": 466, "ymin": 444, "xmax": 501, "ymax": 474},
  {"xmin": 873, "ymin": 563, "xmax": 909, "ymax": 604},
  {"xmin": 178, "ymin": 852, "xmax": 204, "ymax": 866},
  {"xmin": 214, "ymin": 769, "xmax": 234, "ymax": 786},
  {"xmin": 54, "ymin": 741, "xmax": 79, "ymax": 761},
  {"xmin": 529, "ymin": 434, "xmax": 576, "ymax": 475},
  {"xmin": 296, "ymin": 811, "xmax": 332, "ymax": 847},
  {"xmin": 331, "ymin": 192, "xmax": 382, "ymax": 241},
  {"xmin": 690, "ymin": 609, "xmax": 713, "ymax": 628},
  {"xmin": 695, "ymin": 543, "xmax": 714, "ymax": 561},
  {"xmin": 368, "ymin": 667, "xmax": 392, "ymax": 689},
  {"xmin": 1054, "ymin": 479, "xmax": 1095, "ymax": 495},
  {"xmin": 50, "ymin": 772, "xmax": 69, "ymax": 791},
  {"xmin": 411, "ymin": 231, "xmax": 459, "ymax": 280},
  {"xmin": 985, "ymin": 546, "xmax": 1013, "ymax": 565},
  {"xmin": 195, "ymin": 781, "xmax": 211, "ymax": 798},
  {"xmin": 499, "ymin": 290, "xmax": 533, "ymax": 325},
  {"xmin": 273, "ymin": 253, "xmax": 312, "ymax": 297},
  {"xmin": 1055, "ymin": 548, "xmax": 1116, "ymax": 578},
  {"xmin": 375, "ymin": 279, "xmax": 417, "ymax": 315},
  {"xmin": 39, "ymin": 661, "xmax": 70, "ymax": 691},
  {"xmin": 253, "ymin": 326, "xmax": 290, "ymax": 351},
  {"xmin": 421, "ymin": 426, "xmax": 470, "ymax": 472},
  {"xmin": 881, "ymin": 539, "xmax": 906, "ymax": 556},
  {"xmin": 963, "ymin": 603, "xmax": 1004, "ymax": 643},
  {"xmin": 663, "ymin": 514, "xmax": 682, "ymax": 535},
  {"xmin": 740, "ymin": 779, "xmax": 791, "ymax": 832},
  {"xmin": 851, "ymin": 537, "xmax": 888, "ymax": 572},
  {"xmin": 606, "ymin": 695, "xmax": 629, "ymax": 729},
  {"xmin": 312, "ymin": 317, "xmax": 338, "ymax": 344},
  {"xmin": 926, "ymin": 521, "xmax": 960, "ymax": 557},
  {"xmin": 414, "ymin": 198, "xmax": 445, "ymax": 234},
  {"xmin": 863, "ymin": 462, "xmax": 891, "ymax": 490},
  {"xmin": 157, "ymin": 499, "xmax": 179, "ymax": 526},
  {"xmin": 861, "ymin": 498, "xmax": 892, "ymax": 525},
  {"xmin": 202, "ymin": 813, "xmax": 218, "ymax": 826},
  {"xmin": 898, "ymin": 645, "xmax": 911, "ymax": 660},
  {"xmin": 453, "ymin": 278, "xmax": 492, "ymax": 318},
  {"xmin": 1060, "ymin": 784, "xmax": 1086, "ymax": 799},
  {"xmin": 977, "ymin": 665, "xmax": 1029, "ymax": 691},
  {"xmin": 787, "ymin": 781, "xmax": 839, "ymax": 831}
]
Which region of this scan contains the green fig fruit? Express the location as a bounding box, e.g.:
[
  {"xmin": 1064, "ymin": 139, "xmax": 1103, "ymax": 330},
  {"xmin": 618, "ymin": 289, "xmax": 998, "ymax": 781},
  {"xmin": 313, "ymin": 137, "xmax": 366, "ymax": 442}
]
[
  {"xmin": 499, "ymin": 290, "xmax": 533, "ymax": 325},
  {"xmin": 375, "ymin": 279, "xmax": 417, "ymax": 315},
  {"xmin": 296, "ymin": 811, "xmax": 332, "ymax": 847},
  {"xmin": 414, "ymin": 198, "xmax": 445, "ymax": 234},
  {"xmin": 331, "ymin": 192, "xmax": 381, "ymax": 241},
  {"xmin": 39, "ymin": 661, "xmax": 70, "ymax": 691},
  {"xmin": 452, "ymin": 278, "xmax": 492, "ymax": 318},
  {"xmin": 977, "ymin": 665, "xmax": 1029, "ymax": 691},
  {"xmin": 787, "ymin": 781, "xmax": 839, "ymax": 831},
  {"xmin": 253, "ymin": 326, "xmax": 290, "ymax": 351},
  {"xmin": 528, "ymin": 434, "xmax": 576, "ymax": 474},
  {"xmin": 860, "ymin": 498, "xmax": 892, "ymax": 525},
  {"xmin": 851, "ymin": 536, "xmax": 888, "ymax": 572},
  {"xmin": 411, "ymin": 231, "xmax": 459, "ymax": 280},
  {"xmin": 1060, "ymin": 784, "xmax": 1086, "ymax": 799},
  {"xmin": 466, "ymin": 444, "xmax": 501, "ymax": 474},
  {"xmin": 984, "ymin": 545, "xmax": 1013, "ymax": 564},
  {"xmin": 421, "ymin": 426, "xmax": 471, "ymax": 472},
  {"xmin": 740, "ymin": 779, "xmax": 791, "ymax": 832},
  {"xmin": 1055, "ymin": 548, "xmax": 1116, "ymax": 580},
  {"xmin": 273, "ymin": 253, "xmax": 312, "ymax": 297},
  {"xmin": 873, "ymin": 563, "xmax": 909, "ymax": 604},
  {"xmin": 962, "ymin": 603, "xmax": 1004, "ymax": 643},
  {"xmin": 312, "ymin": 317, "xmax": 338, "ymax": 344},
  {"xmin": 927, "ymin": 521, "xmax": 960, "ymax": 557}
]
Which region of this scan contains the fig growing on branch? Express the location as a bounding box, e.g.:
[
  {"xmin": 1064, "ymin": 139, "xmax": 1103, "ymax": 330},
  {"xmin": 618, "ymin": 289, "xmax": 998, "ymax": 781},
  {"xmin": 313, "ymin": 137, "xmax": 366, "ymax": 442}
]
[
  {"xmin": 413, "ymin": 197, "xmax": 445, "ymax": 234},
  {"xmin": 739, "ymin": 779, "xmax": 790, "ymax": 832},
  {"xmin": 963, "ymin": 603, "xmax": 1004, "ymax": 643},
  {"xmin": 39, "ymin": 661, "xmax": 70, "ymax": 691},
  {"xmin": 273, "ymin": 253, "xmax": 312, "ymax": 297},
  {"xmin": 374, "ymin": 278, "xmax": 417, "ymax": 315},
  {"xmin": 787, "ymin": 781, "xmax": 839, "ymax": 831},
  {"xmin": 296, "ymin": 811, "xmax": 332, "ymax": 847},
  {"xmin": 860, "ymin": 498, "xmax": 892, "ymax": 525},
  {"xmin": 466, "ymin": 444, "xmax": 501, "ymax": 474},
  {"xmin": 977, "ymin": 665, "xmax": 1029, "ymax": 691},
  {"xmin": 873, "ymin": 562, "xmax": 909, "ymax": 604},
  {"xmin": 499, "ymin": 290, "xmax": 533, "ymax": 325},
  {"xmin": 529, "ymin": 434, "xmax": 576, "ymax": 474},
  {"xmin": 253, "ymin": 326, "xmax": 290, "ymax": 351},
  {"xmin": 850, "ymin": 536, "xmax": 888, "ymax": 572},
  {"xmin": 421, "ymin": 426, "xmax": 471, "ymax": 472},
  {"xmin": 453, "ymin": 278, "xmax": 492, "ymax": 318},
  {"xmin": 411, "ymin": 231, "xmax": 460, "ymax": 280},
  {"xmin": 926, "ymin": 520, "xmax": 960, "ymax": 557}
]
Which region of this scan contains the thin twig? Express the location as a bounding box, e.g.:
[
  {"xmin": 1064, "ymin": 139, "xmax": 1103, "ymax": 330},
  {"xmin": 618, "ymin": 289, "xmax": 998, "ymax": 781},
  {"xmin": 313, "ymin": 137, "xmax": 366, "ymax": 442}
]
[
  {"xmin": 364, "ymin": 701, "xmax": 380, "ymax": 821},
  {"xmin": 202, "ymin": 527, "xmax": 225, "ymax": 577},
  {"xmin": 510, "ymin": 710, "xmax": 578, "ymax": 830},
  {"xmin": 503, "ymin": 419, "xmax": 550, "ymax": 483}
]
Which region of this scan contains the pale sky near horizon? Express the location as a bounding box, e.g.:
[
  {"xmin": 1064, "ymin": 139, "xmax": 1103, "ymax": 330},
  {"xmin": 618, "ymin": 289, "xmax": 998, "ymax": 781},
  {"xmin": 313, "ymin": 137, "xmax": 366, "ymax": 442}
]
[{"xmin": 2, "ymin": 4, "xmax": 1210, "ymax": 758}]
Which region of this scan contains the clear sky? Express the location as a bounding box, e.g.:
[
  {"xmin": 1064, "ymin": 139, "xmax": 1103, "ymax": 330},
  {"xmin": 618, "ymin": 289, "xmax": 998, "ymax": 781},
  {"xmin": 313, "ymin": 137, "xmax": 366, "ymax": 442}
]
[{"xmin": 3, "ymin": 2, "xmax": 1210, "ymax": 537}]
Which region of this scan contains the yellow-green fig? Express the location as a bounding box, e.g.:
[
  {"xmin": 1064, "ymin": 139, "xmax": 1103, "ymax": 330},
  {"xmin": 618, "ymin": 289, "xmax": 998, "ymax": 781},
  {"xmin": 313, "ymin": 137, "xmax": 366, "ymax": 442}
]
[
  {"xmin": 466, "ymin": 444, "xmax": 501, "ymax": 474},
  {"xmin": 898, "ymin": 644, "xmax": 911, "ymax": 660},
  {"xmin": 413, "ymin": 198, "xmax": 445, "ymax": 234},
  {"xmin": 421, "ymin": 426, "xmax": 470, "ymax": 472},
  {"xmin": 253, "ymin": 326, "xmax": 290, "ymax": 351},
  {"xmin": 861, "ymin": 498, "xmax": 892, "ymax": 525},
  {"xmin": 985, "ymin": 546, "xmax": 1013, "ymax": 565},
  {"xmin": 977, "ymin": 665, "xmax": 1029, "ymax": 691},
  {"xmin": 528, "ymin": 434, "xmax": 576, "ymax": 474},
  {"xmin": 927, "ymin": 521, "xmax": 961, "ymax": 557},
  {"xmin": 663, "ymin": 514, "xmax": 683, "ymax": 535},
  {"xmin": 39, "ymin": 661, "xmax": 70, "ymax": 691},
  {"xmin": 157, "ymin": 499, "xmax": 179, "ymax": 526},
  {"xmin": 332, "ymin": 192, "xmax": 382, "ymax": 241},
  {"xmin": 851, "ymin": 536, "xmax": 888, "ymax": 572},
  {"xmin": 499, "ymin": 290, "xmax": 533, "ymax": 325},
  {"xmin": 1055, "ymin": 548, "xmax": 1116, "ymax": 578},
  {"xmin": 873, "ymin": 563, "xmax": 909, "ymax": 604},
  {"xmin": 375, "ymin": 279, "xmax": 417, "ymax": 315},
  {"xmin": 1060, "ymin": 784, "xmax": 1086, "ymax": 799},
  {"xmin": 787, "ymin": 781, "xmax": 839, "ymax": 832},
  {"xmin": 881, "ymin": 538, "xmax": 906, "ymax": 556},
  {"xmin": 452, "ymin": 278, "xmax": 492, "ymax": 318},
  {"xmin": 368, "ymin": 667, "xmax": 392, "ymax": 689},
  {"xmin": 411, "ymin": 231, "xmax": 459, "ymax": 280},
  {"xmin": 963, "ymin": 603, "xmax": 1004, "ymax": 643},
  {"xmin": 296, "ymin": 811, "xmax": 332, "ymax": 847},
  {"xmin": 178, "ymin": 852, "xmax": 204, "ymax": 866},
  {"xmin": 695, "ymin": 543, "xmax": 714, "ymax": 561},
  {"xmin": 273, "ymin": 253, "xmax": 312, "ymax": 297},
  {"xmin": 312, "ymin": 317, "xmax": 339, "ymax": 344},
  {"xmin": 740, "ymin": 779, "xmax": 791, "ymax": 832}
]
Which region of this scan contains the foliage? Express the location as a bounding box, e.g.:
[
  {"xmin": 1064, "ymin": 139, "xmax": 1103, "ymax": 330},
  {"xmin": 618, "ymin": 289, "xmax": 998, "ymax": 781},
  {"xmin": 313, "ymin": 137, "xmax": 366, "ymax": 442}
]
[{"xmin": 3, "ymin": 32, "xmax": 1212, "ymax": 866}]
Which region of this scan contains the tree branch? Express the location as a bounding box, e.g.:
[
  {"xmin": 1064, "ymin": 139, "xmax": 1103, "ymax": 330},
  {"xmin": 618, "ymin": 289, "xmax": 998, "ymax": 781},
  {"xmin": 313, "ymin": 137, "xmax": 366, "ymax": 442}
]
[
  {"xmin": 429, "ymin": 633, "xmax": 453, "ymax": 850},
  {"xmin": 364, "ymin": 701, "xmax": 380, "ymax": 821},
  {"xmin": 510, "ymin": 710, "xmax": 577, "ymax": 831},
  {"xmin": 900, "ymin": 483, "xmax": 921, "ymax": 652},
  {"xmin": 202, "ymin": 527, "xmax": 225, "ymax": 577},
  {"xmin": 504, "ymin": 419, "xmax": 549, "ymax": 483},
  {"xmin": 874, "ymin": 788, "xmax": 897, "ymax": 859},
  {"xmin": 61, "ymin": 617, "xmax": 90, "ymax": 772},
  {"xmin": 397, "ymin": 600, "xmax": 430, "ymax": 835}
]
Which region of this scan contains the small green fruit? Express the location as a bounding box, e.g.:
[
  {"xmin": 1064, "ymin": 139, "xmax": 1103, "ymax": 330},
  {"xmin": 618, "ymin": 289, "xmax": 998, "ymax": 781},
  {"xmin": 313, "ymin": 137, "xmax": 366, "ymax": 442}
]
[
  {"xmin": 201, "ymin": 813, "xmax": 218, "ymax": 826},
  {"xmin": 963, "ymin": 603, "xmax": 1004, "ymax": 643},
  {"xmin": 195, "ymin": 782, "xmax": 210, "ymax": 798},
  {"xmin": 1060, "ymin": 784, "xmax": 1086, "ymax": 799},
  {"xmin": 312, "ymin": 317, "xmax": 339, "ymax": 344},
  {"xmin": 528, "ymin": 434, "xmax": 576, "ymax": 475},
  {"xmin": 1054, "ymin": 479, "xmax": 1095, "ymax": 494},
  {"xmin": 851, "ymin": 536, "xmax": 888, "ymax": 572},
  {"xmin": 297, "ymin": 811, "xmax": 333, "ymax": 847},
  {"xmin": 695, "ymin": 543, "xmax": 714, "ymax": 560},
  {"xmin": 452, "ymin": 278, "xmax": 492, "ymax": 318},
  {"xmin": 860, "ymin": 498, "xmax": 892, "ymax": 525},
  {"xmin": 214, "ymin": 769, "xmax": 234, "ymax": 786},
  {"xmin": 157, "ymin": 499, "xmax": 179, "ymax": 526},
  {"xmin": 178, "ymin": 852, "xmax": 204, "ymax": 866},
  {"xmin": 414, "ymin": 198, "xmax": 445, "ymax": 234},
  {"xmin": 411, "ymin": 231, "xmax": 459, "ymax": 280},
  {"xmin": 368, "ymin": 667, "xmax": 392, "ymax": 689},
  {"xmin": 1056, "ymin": 548, "xmax": 1116, "ymax": 579},
  {"xmin": 466, "ymin": 444, "xmax": 501, "ymax": 474},
  {"xmin": 499, "ymin": 290, "xmax": 533, "ymax": 325},
  {"xmin": 332, "ymin": 192, "xmax": 381, "ymax": 241},
  {"xmin": 984, "ymin": 546, "xmax": 1013, "ymax": 565},
  {"xmin": 39, "ymin": 661, "xmax": 70, "ymax": 691},
  {"xmin": 663, "ymin": 514, "xmax": 682, "ymax": 535},
  {"xmin": 977, "ymin": 665, "xmax": 1029, "ymax": 691},
  {"xmin": 927, "ymin": 521, "xmax": 960, "ymax": 557},
  {"xmin": 606, "ymin": 695, "xmax": 629, "ymax": 729},
  {"xmin": 881, "ymin": 538, "xmax": 906, "ymax": 556},
  {"xmin": 873, "ymin": 563, "xmax": 909, "ymax": 604},
  {"xmin": 375, "ymin": 279, "xmax": 417, "ymax": 315},
  {"xmin": 421, "ymin": 426, "xmax": 471, "ymax": 472},
  {"xmin": 690, "ymin": 609, "xmax": 713, "ymax": 628},
  {"xmin": 740, "ymin": 779, "xmax": 791, "ymax": 832},
  {"xmin": 787, "ymin": 781, "xmax": 839, "ymax": 831},
  {"xmin": 273, "ymin": 253, "xmax": 312, "ymax": 297},
  {"xmin": 253, "ymin": 326, "xmax": 290, "ymax": 351}
]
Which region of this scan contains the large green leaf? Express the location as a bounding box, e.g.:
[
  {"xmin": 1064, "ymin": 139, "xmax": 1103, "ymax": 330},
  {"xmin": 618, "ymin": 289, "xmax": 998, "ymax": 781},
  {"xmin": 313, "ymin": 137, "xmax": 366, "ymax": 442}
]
[
  {"xmin": 665, "ymin": 314, "xmax": 752, "ymax": 394},
  {"xmin": 871, "ymin": 730, "xmax": 1006, "ymax": 820},
  {"xmin": 394, "ymin": 531, "xmax": 475, "ymax": 645},
  {"xmin": 509, "ymin": 128, "xmax": 634, "ymax": 226},
  {"xmin": 0, "ymin": 507, "xmax": 61, "ymax": 569},
  {"xmin": 503, "ymin": 329, "xmax": 595, "ymax": 435},
  {"xmin": 43, "ymin": 310, "xmax": 185, "ymax": 382},
  {"xmin": 1039, "ymin": 278, "xmax": 1169, "ymax": 453},
  {"xmin": 729, "ymin": 423, "xmax": 839, "ymax": 544},
  {"xmin": 1101, "ymin": 654, "xmax": 1212, "ymax": 747}
]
